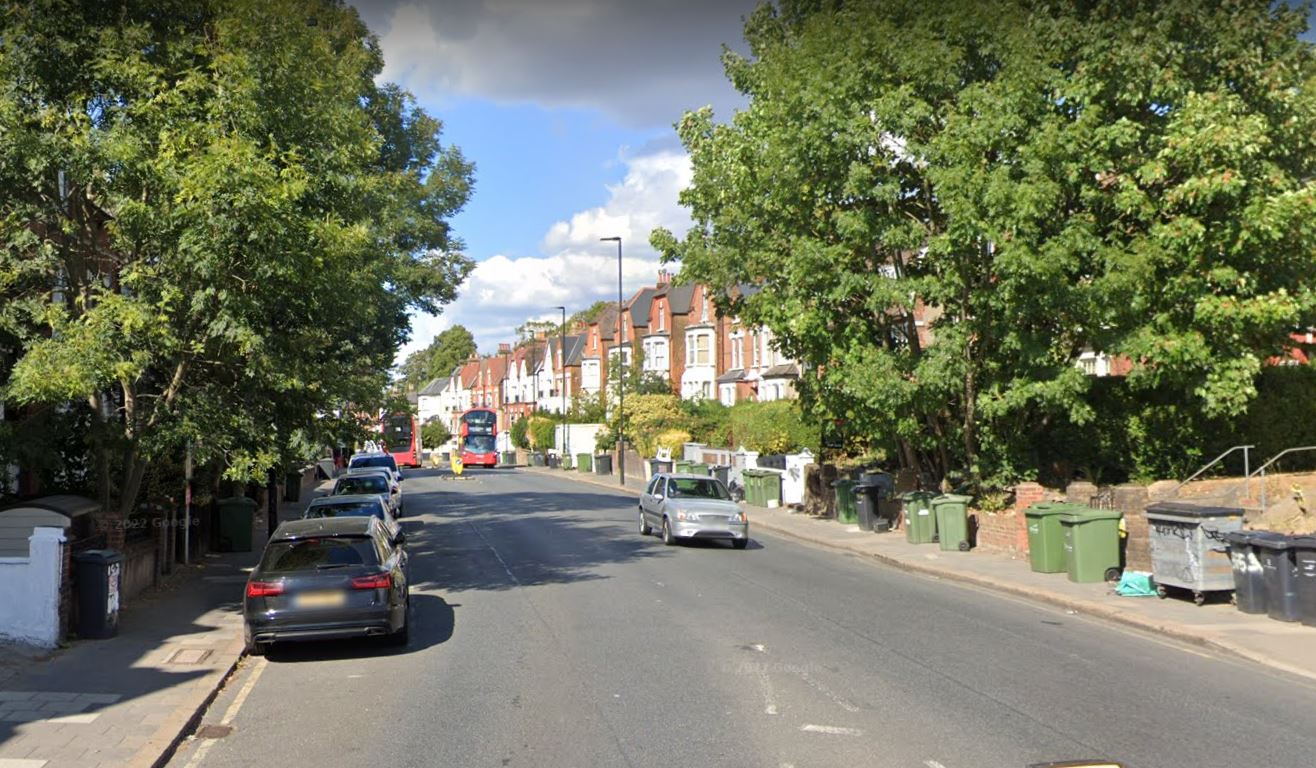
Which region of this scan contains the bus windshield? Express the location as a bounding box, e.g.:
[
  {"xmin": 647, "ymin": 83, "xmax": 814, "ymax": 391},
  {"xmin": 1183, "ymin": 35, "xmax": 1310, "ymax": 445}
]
[
  {"xmin": 383, "ymin": 415, "xmax": 413, "ymax": 453},
  {"xmin": 464, "ymin": 434, "xmax": 496, "ymax": 454}
]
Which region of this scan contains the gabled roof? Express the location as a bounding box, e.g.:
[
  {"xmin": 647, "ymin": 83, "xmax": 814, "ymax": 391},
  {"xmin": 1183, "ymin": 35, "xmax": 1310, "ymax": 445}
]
[
  {"xmin": 666, "ymin": 283, "xmax": 696, "ymax": 314},
  {"xmin": 546, "ymin": 334, "xmax": 586, "ymax": 367},
  {"xmin": 482, "ymin": 355, "xmax": 508, "ymax": 383},
  {"xmin": 459, "ymin": 360, "xmax": 481, "ymax": 387},
  {"xmin": 418, "ymin": 378, "xmax": 448, "ymax": 397},
  {"xmin": 628, "ymin": 287, "xmax": 656, "ymax": 328},
  {"xmin": 596, "ymin": 306, "xmax": 619, "ymax": 341}
]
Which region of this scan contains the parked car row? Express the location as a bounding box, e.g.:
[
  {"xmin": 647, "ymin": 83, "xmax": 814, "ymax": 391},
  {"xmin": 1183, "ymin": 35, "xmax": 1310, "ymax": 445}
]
[{"xmin": 243, "ymin": 452, "xmax": 412, "ymax": 656}]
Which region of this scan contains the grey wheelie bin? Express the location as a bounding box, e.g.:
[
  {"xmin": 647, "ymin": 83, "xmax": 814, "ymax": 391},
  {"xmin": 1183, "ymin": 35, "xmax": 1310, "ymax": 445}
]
[
  {"xmin": 1251, "ymin": 532, "xmax": 1301, "ymax": 622},
  {"xmin": 1145, "ymin": 501, "xmax": 1244, "ymax": 605},
  {"xmin": 1224, "ymin": 530, "xmax": 1268, "ymax": 615},
  {"xmin": 1292, "ymin": 536, "xmax": 1316, "ymax": 627}
]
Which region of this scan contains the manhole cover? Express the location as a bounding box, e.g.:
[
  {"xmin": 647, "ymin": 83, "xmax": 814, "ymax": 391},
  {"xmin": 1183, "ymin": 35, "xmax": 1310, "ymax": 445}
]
[
  {"xmin": 196, "ymin": 724, "xmax": 233, "ymax": 739},
  {"xmin": 166, "ymin": 648, "xmax": 212, "ymax": 664}
]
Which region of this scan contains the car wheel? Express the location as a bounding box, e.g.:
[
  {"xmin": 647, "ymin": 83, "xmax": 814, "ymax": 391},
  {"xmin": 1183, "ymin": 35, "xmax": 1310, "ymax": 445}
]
[
  {"xmin": 732, "ymin": 538, "xmax": 748, "ymax": 550},
  {"xmin": 638, "ymin": 509, "xmax": 652, "ymax": 536},
  {"xmin": 662, "ymin": 518, "xmax": 677, "ymax": 546},
  {"xmin": 388, "ymin": 597, "xmax": 410, "ymax": 647},
  {"xmin": 246, "ymin": 638, "xmax": 268, "ymax": 657}
]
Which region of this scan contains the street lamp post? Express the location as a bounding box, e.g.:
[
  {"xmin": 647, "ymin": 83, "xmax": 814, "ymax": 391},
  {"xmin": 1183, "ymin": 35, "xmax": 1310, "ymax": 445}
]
[
  {"xmin": 554, "ymin": 306, "xmax": 568, "ymax": 463},
  {"xmin": 600, "ymin": 236, "xmax": 624, "ymax": 485}
]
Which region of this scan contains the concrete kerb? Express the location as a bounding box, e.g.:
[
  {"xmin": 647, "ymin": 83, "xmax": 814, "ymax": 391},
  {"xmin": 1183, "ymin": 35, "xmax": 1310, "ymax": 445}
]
[
  {"xmin": 128, "ymin": 635, "xmax": 246, "ymax": 768},
  {"xmin": 524, "ymin": 466, "xmax": 1316, "ymax": 684}
]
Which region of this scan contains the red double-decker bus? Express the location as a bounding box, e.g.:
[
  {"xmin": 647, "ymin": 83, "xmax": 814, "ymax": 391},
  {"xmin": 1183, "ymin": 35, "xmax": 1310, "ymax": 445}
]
[
  {"xmin": 459, "ymin": 408, "xmax": 498, "ymax": 468},
  {"xmin": 382, "ymin": 411, "xmax": 420, "ymax": 468}
]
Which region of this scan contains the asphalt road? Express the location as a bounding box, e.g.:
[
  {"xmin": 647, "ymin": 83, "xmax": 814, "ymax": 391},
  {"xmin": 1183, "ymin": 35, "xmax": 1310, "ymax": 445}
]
[{"xmin": 169, "ymin": 468, "xmax": 1316, "ymax": 768}]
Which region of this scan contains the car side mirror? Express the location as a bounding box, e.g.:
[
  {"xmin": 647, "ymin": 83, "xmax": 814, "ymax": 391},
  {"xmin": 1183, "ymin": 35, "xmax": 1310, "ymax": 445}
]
[
  {"xmin": 393, "ymin": 532, "xmax": 407, "ymax": 546},
  {"xmin": 654, "ymin": 494, "xmax": 664, "ymax": 501}
]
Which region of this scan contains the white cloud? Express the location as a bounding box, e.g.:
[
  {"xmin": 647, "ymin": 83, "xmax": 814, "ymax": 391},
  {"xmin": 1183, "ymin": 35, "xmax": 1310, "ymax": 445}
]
[
  {"xmin": 398, "ymin": 149, "xmax": 692, "ymax": 362},
  {"xmin": 363, "ymin": 0, "xmax": 753, "ymax": 127}
]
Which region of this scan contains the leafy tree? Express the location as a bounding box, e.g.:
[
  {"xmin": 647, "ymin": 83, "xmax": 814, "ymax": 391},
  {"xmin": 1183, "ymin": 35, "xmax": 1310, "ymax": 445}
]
[
  {"xmin": 400, "ymin": 325, "xmax": 477, "ymax": 391},
  {"xmin": 657, "ymin": 0, "xmax": 1316, "ymax": 489},
  {"xmin": 527, "ymin": 416, "xmax": 558, "ymax": 451},
  {"xmin": 0, "ymin": 0, "xmax": 474, "ymax": 522},
  {"xmin": 509, "ymin": 416, "xmax": 531, "ymax": 450},
  {"xmin": 568, "ymin": 301, "xmax": 611, "ymax": 329},
  {"xmin": 421, "ymin": 419, "xmax": 452, "ymax": 450}
]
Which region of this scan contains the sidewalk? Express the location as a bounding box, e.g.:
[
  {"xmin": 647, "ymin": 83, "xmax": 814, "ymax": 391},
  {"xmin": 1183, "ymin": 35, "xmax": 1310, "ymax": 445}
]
[
  {"xmin": 0, "ymin": 481, "xmax": 331, "ymax": 768},
  {"xmin": 528, "ymin": 466, "xmax": 1316, "ymax": 683}
]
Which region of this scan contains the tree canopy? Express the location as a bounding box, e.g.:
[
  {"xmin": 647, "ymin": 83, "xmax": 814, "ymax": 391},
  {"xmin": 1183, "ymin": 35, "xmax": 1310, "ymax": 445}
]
[
  {"xmin": 656, "ymin": 0, "xmax": 1316, "ymax": 487},
  {"xmin": 400, "ymin": 324, "xmax": 477, "ymax": 391},
  {"xmin": 0, "ymin": 0, "xmax": 473, "ymax": 514}
]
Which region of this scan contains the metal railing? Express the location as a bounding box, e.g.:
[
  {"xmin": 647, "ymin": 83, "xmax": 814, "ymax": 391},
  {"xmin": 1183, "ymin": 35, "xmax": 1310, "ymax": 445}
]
[
  {"xmin": 1172, "ymin": 444, "xmax": 1253, "ymax": 499},
  {"xmin": 1247, "ymin": 446, "xmax": 1316, "ymax": 512}
]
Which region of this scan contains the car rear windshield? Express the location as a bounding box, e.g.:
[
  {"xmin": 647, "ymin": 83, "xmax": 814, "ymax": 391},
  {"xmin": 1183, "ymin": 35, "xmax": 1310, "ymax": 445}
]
[
  {"xmin": 351, "ymin": 455, "xmax": 397, "ymax": 471},
  {"xmin": 669, "ymin": 478, "xmax": 731, "ymax": 500},
  {"xmin": 307, "ymin": 502, "xmax": 383, "ymax": 519},
  {"xmin": 335, "ymin": 477, "xmax": 388, "ymax": 495},
  {"xmin": 259, "ymin": 537, "xmax": 378, "ymax": 573}
]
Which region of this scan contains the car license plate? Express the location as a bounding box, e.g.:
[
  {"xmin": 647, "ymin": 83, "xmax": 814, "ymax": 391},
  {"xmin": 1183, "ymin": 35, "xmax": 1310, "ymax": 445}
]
[{"xmin": 294, "ymin": 590, "xmax": 346, "ymax": 608}]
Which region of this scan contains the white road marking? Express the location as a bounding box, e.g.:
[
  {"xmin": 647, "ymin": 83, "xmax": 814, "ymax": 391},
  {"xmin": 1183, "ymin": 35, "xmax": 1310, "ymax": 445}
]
[
  {"xmin": 784, "ymin": 664, "xmax": 861, "ymax": 713},
  {"xmin": 800, "ymin": 724, "xmax": 862, "ymax": 736},
  {"xmin": 180, "ymin": 657, "xmax": 268, "ymax": 768},
  {"xmin": 925, "ymin": 760, "xmax": 948, "ymax": 768},
  {"xmin": 754, "ymin": 665, "xmax": 778, "ymax": 715},
  {"xmin": 0, "ymin": 760, "xmax": 49, "ymax": 768}
]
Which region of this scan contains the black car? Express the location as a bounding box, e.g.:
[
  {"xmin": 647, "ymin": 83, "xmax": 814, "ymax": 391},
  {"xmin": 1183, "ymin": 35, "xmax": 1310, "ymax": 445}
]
[{"xmin": 243, "ymin": 516, "xmax": 409, "ymax": 655}]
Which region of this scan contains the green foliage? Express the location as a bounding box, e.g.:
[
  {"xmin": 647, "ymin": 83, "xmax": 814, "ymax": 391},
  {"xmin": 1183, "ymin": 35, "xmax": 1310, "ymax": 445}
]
[
  {"xmin": 568, "ymin": 301, "xmax": 611, "ymax": 329},
  {"xmin": 509, "ymin": 416, "xmax": 530, "ymax": 450},
  {"xmin": 527, "ymin": 416, "xmax": 558, "ymax": 451},
  {"xmin": 604, "ymin": 393, "xmax": 689, "ymax": 456},
  {"xmin": 0, "ymin": 0, "xmax": 473, "ymax": 513},
  {"xmin": 400, "ymin": 325, "xmax": 477, "ymax": 391},
  {"xmin": 679, "ymin": 399, "xmax": 731, "ymax": 446},
  {"xmin": 421, "ymin": 420, "xmax": 452, "ymax": 450},
  {"xmin": 727, "ymin": 401, "xmax": 818, "ymax": 455},
  {"xmin": 658, "ymin": 0, "xmax": 1316, "ymax": 490}
]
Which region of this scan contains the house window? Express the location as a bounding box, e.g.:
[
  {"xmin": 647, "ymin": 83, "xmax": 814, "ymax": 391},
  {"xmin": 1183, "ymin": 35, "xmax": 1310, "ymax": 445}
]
[
  {"xmin": 751, "ymin": 331, "xmax": 761, "ymax": 369},
  {"xmin": 702, "ymin": 296, "xmax": 710, "ymax": 321},
  {"xmin": 687, "ymin": 332, "xmax": 712, "ymax": 366},
  {"xmin": 730, "ymin": 332, "xmax": 744, "ymax": 370},
  {"xmin": 657, "ymin": 305, "xmax": 666, "ymax": 331},
  {"xmin": 720, "ymin": 384, "xmax": 736, "ymax": 407}
]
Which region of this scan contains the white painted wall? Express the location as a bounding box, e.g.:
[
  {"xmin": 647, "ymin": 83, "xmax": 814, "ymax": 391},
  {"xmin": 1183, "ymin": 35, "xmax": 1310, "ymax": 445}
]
[
  {"xmin": 555, "ymin": 423, "xmax": 605, "ymax": 459},
  {"xmin": 782, "ymin": 449, "xmax": 816, "ymax": 505},
  {"xmin": 0, "ymin": 527, "xmax": 65, "ymax": 648}
]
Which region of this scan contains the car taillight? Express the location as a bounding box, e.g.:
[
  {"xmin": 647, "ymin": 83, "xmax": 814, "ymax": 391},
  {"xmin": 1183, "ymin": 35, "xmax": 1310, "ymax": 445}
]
[
  {"xmin": 246, "ymin": 580, "xmax": 284, "ymax": 598},
  {"xmin": 351, "ymin": 572, "xmax": 392, "ymax": 590}
]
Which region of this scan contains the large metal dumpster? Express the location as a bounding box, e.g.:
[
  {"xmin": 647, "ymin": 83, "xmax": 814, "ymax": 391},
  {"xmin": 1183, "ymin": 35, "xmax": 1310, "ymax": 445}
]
[{"xmin": 1145, "ymin": 501, "xmax": 1244, "ymax": 605}]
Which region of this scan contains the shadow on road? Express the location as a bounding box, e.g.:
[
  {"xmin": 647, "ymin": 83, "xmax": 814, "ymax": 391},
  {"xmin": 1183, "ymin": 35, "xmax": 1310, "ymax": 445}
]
[{"xmin": 262, "ymin": 593, "xmax": 455, "ymax": 663}]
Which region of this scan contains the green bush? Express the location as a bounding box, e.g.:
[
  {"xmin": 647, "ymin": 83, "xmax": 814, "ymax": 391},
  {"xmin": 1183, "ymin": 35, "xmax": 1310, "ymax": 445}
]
[
  {"xmin": 528, "ymin": 416, "xmax": 558, "ymax": 451},
  {"xmin": 510, "ymin": 416, "xmax": 530, "ymax": 450},
  {"xmin": 680, "ymin": 399, "xmax": 731, "ymax": 446},
  {"xmin": 421, "ymin": 420, "xmax": 452, "ymax": 451},
  {"xmin": 727, "ymin": 400, "xmax": 818, "ymax": 454}
]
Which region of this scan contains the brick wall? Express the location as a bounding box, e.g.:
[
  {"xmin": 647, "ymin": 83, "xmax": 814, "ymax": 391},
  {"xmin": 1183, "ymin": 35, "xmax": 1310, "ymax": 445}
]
[{"xmin": 973, "ymin": 482, "xmax": 1050, "ymax": 555}]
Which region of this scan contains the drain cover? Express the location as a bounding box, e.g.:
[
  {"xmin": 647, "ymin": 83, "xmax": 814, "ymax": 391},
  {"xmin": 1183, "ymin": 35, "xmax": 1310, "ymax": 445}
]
[{"xmin": 166, "ymin": 648, "xmax": 212, "ymax": 664}]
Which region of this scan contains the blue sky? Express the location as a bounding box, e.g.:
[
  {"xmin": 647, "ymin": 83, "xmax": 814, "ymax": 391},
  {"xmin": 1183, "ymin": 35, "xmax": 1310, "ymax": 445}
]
[{"xmin": 349, "ymin": 0, "xmax": 758, "ymax": 363}]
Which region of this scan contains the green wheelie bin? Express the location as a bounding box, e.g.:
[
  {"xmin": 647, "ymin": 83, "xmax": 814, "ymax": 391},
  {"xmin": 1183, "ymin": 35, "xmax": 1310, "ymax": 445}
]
[
  {"xmin": 674, "ymin": 459, "xmax": 694, "ymax": 474},
  {"xmin": 1025, "ymin": 502, "xmax": 1074, "ymax": 573},
  {"xmin": 576, "ymin": 453, "xmax": 592, "ymax": 472},
  {"xmin": 688, "ymin": 462, "xmax": 712, "ymax": 477},
  {"xmin": 1060, "ymin": 507, "xmax": 1124, "ymax": 583},
  {"xmin": 740, "ymin": 469, "xmax": 761, "ymax": 506},
  {"xmin": 216, "ymin": 496, "xmax": 256, "ymax": 553},
  {"xmin": 932, "ymin": 494, "xmax": 974, "ymax": 551},
  {"xmin": 901, "ymin": 491, "xmax": 938, "ymax": 544},
  {"xmin": 832, "ymin": 479, "xmax": 858, "ymax": 524}
]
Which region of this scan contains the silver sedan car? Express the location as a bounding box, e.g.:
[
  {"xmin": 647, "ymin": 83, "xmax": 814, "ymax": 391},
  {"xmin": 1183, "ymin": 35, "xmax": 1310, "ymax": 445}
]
[{"xmin": 638, "ymin": 473, "xmax": 749, "ymax": 549}]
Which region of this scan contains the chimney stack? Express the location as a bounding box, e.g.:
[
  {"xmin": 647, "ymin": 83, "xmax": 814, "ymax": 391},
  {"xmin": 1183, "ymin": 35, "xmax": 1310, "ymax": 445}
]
[
  {"xmin": 657, "ymin": 269, "xmax": 671, "ymax": 286},
  {"xmin": 498, "ymin": 343, "xmax": 511, "ymax": 354}
]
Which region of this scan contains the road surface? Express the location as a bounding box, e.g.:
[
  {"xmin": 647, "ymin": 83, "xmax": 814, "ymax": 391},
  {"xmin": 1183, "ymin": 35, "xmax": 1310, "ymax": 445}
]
[{"xmin": 169, "ymin": 467, "xmax": 1316, "ymax": 768}]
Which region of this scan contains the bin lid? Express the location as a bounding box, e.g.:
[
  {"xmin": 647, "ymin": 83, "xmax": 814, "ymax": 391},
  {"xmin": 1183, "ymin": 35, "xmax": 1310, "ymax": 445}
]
[
  {"xmin": 1059, "ymin": 508, "xmax": 1123, "ymax": 523},
  {"xmin": 898, "ymin": 490, "xmax": 935, "ymax": 500},
  {"xmin": 1248, "ymin": 530, "xmax": 1294, "ymax": 550},
  {"xmin": 218, "ymin": 496, "xmax": 257, "ymax": 508},
  {"xmin": 933, "ymin": 493, "xmax": 974, "ymax": 504},
  {"xmin": 1024, "ymin": 502, "xmax": 1080, "ymax": 517},
  {"xmin": 73, "ymin": 549, "xmax": 124, "ymax": 563},
  {"xmin": 1222, "ymin": 529, "xmax": 1254, "ymax": 545},
  {"xmin": 830, "ymin": 479, "xmax": 855, "ymax": 487},
  {"xmin": 1145, "ymin": 501, "xmax": 1245, "ymax": 518},
  {"xmin": 1290, "ymin": 535, "xmax": 1316, "ymax": 549}
]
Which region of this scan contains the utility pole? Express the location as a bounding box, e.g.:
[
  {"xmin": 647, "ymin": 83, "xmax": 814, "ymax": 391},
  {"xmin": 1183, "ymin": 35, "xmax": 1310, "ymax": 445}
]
[
  {"xmin": 555, "ymin": 306, "xmax": 568, "ymax": 463},
  {"xmin": 601, "ymin": 236, "xmax": 625, "ymax": 485}
]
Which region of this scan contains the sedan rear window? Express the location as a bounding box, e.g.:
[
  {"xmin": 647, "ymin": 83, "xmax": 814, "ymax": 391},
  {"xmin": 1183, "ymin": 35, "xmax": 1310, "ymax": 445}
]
[
  {"xmin": 260, "ymin": 537, "xmax": 379, "ymax": 573},
  {"xmin": 335, "ymin": 476, "xmax": 389, "ymax": 495},
  {"xmin": 668, "ymin": 478, "xmax": 731, "ymax": 500},
  {"xmin": 351, "ymin": 455, "xmax": 398, "ymax": 472},
  {"xmin": 306, "ymin": 502, "xmax": 384, "ymax": 520}
]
